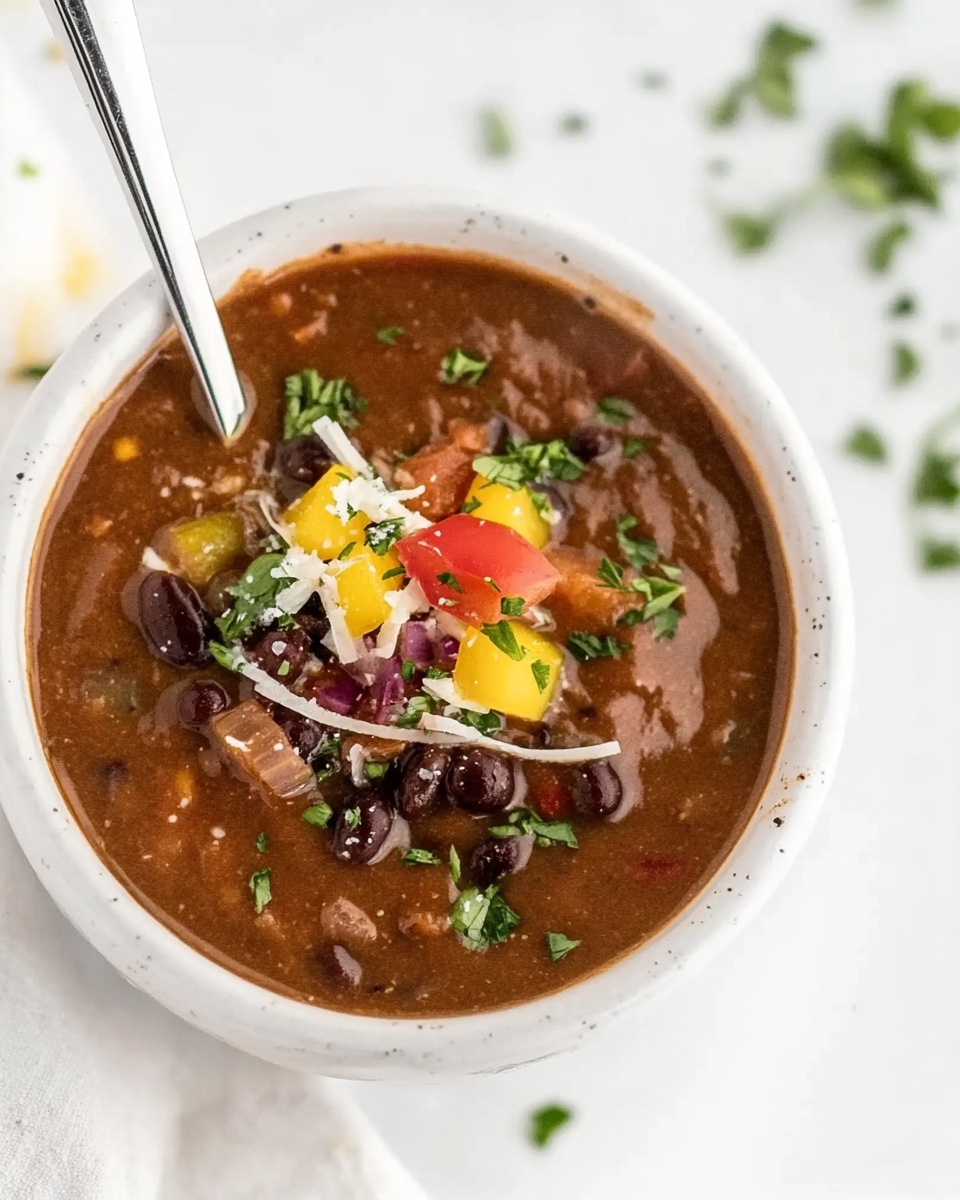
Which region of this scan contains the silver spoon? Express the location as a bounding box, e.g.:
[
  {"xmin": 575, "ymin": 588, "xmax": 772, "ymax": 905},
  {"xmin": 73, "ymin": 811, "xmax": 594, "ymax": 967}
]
[{"xmin": 40, "ymin": 0, "xmax": 248, "ymax": 443}]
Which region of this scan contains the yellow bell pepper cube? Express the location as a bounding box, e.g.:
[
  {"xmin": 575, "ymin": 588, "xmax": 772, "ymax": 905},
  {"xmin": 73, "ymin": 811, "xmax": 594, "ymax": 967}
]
[
  {"xmin": 334, "ymin": 545, "xmax": 404, "ymax": 638},
  {"xmin": 154, "ymin": 511, "xmax": 245, "ymax": 587},
  {"xmin": 453, "ymin": 621, "xmax": 563, "ymax": 721},
  {"xmin": 463, "ymin": 475, "xmax": 551, "ymax": 549},
  {"xmin": 284, "ymin": 465, "xmax": 369, "ymax": 559}
]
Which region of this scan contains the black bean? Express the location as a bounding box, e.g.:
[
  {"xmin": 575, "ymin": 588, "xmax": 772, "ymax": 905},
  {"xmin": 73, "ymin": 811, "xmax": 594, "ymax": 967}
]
[
  {"xmin": 445, "ymin": 748, "xmax": 515, "ymax": 815},
  {"xmin": 137, "ymin": 571, "xmax": 212, "ymax": 668},
  {"xmin": 250, "ymin": 627, "xmax": 311, "ymax": 683},
  {"xmin": 568, "ymin": 425, "xmax": 615, "ymax": 463},
  {"xmin": 294, "ymin": 594, "xmax": 332, "ymax": 659},
  {"xmin": 571, "ymin": 761, "xmax": 622, "ymax": 818},
  {"xmin": 330, "ymin": 792, "xmax": 395, "ymax": 864},
  {"xmin": 317, "ymin": 943, "xmax": 362, "ymax": 989},
  {"xmin": 470, "ymin": 835, "xmax": 522, "ymax": 889},
  {"xmin": 396, "ymin": 746, "xmax": 451, "ymax": 819},
  {"xmin": 177, "ymin": 680, "xmax": 229, "ymax": 730},
  {"xmin": 274, "ymin": 435, "xmax": 333, "ymax": 500},
  {"xmin": 276, "ymin": 713, "xmax": 326, "ymax": 762}
]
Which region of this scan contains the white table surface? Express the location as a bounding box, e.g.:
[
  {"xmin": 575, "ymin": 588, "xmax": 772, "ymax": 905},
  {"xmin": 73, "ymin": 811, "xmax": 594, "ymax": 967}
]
[{"xmin": 3, "ymin": 0, "xmax": 959, "ymax": 1195}]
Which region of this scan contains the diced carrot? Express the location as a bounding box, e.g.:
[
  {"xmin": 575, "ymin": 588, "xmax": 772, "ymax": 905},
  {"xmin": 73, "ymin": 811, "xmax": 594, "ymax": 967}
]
[
  {"xmin": 545, "ymin": 548, "xmax": 639, "ymax": 629},
  {"xmin": 394, "ymin": 420, "xmax": 487, "ymax": 520}
]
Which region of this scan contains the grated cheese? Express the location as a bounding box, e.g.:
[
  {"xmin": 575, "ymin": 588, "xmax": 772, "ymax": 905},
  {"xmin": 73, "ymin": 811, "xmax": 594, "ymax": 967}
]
[
  {"xmin": 313, "ymin": 416, "xmax": 374, "ymax": 478},
  {"xmin": 327, "ymin": 474, "xmax": 430, "ymax": 533},
  {"xmin": 374, "ymin": 578, "xmax": 429, "ymax": 658}
]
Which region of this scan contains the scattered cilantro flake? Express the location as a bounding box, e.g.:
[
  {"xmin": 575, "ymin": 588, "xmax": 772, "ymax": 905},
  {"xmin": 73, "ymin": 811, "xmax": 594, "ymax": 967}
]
[
  {"xmin": 249, "ymin": 868, "xmax": 272, "ymax": 914},
  {"xmin": 256, "ymin": 832, "xmax": 268, "ymax": 854},
  {"xmin": 597, "ymin": 396, "xmax": 636, "ymax": 426},
  {"xmin": 302, "ymin": 803, "xmax": 333, "ymax": 829},
  {"xmin": 545, "ymin": 932, "xmax": 581, "ymax": 962},
  {"xmin": 365, "ymin": 519, "xmax": 404, "ymax": 555},
  {"xmin": 505, "ymin": 810, "xmax": 579, "ymax": 848},
  {"xmin": 567, "ymin": 631, "xmax": 631, "ymax": 662},
  {"xmin": 597, "ymin": 558, "xmax": 625, "ymax": 589},
  {"xmin": 283, "ymin": 369, "xmax": 368, "ymax": 438},
  {"xmin": 889, "ymin": 293, "xmax": 917, "ymax": 317},
  {"xmin": 450, "ymin": 884, "xmax": 520, "ymax": 949},
  {"xmin": 343, "ymin": 806, "xmax": 362, "ymax": 831},
  {"xmin": 462, "ymin": 497, "xmax": 482, "ymax": 514},
  {"xmin": 364, "ymin": 762, "xmax": 389, "ymax": 780},
  {"xmin": 844, "ymin": 425, "xmax": 888, "ymax": 463},
  {"xmin": 396, "ymin": 693, "xmax": 437, "ymax": 729},
  {"xmin": 455, "ymin": 709, "xmax": 503, "ymax": 737},
  {"xmin": 479, "ymin": 106, "xmax": 514, "ymax": 158},
  {"xmin": 449, "ymin": 845, "xmax": 461, "ymax": 884},
  {"xmin": 473, "ymin": 438, "xmax": 585, "ymax": 490},
  {"xmin": 484, "ymin": 575, "xmax": 501, "ymax": 592},
  {"xmin": 500, "ymin": 596, "xmax": 524, "ymax": 616},
  {"xmin": 920, "ymin": 538, "xmax": 960, "ymax": 570},
  {"xmin": 16, "ymin": 363, "xmax": 51, "ymax": 380},
  {"xmin": 892, "ymin": 341, "xmax": 921, "ymax": 385},
  {"xmin": 913, "ymin": 447, "xmax": 960, "ymax": 505},
  {"xmin": 530, "ymin": 660, "xmax": 551, "ymax": 693},
  {"xmin": 403, "ymin": 848, "xmax": 442, "ymax": 866},
  {"xmin": 618, "ymin": 608, "xmax": 644, "ymax": 627},
  {"xmin": 481, "ymin": 620, "xmax": 526, "ymax": 661},
  {"xmin": 376, "ymin": 326, "xmax": 404, "ymax": 345},
  {"xmin": 709, "ymin": 22, "xmax": 817, "ymax": 126},
  {"xmin": 616, "ymin": 515, "xmax": 660, "ymax": 570},
  {"xmin": 215, "ymin": 553, "xmax": 295, "ymax": 641},
  {"xmin": 651, "ymin": 607, "xmax": 681, "ymax": 640},
  {"xmin": 867, "ymin": 220, "xmax": 911, "ymax": 273},
  {"xmin": 401, "ymin": 659, "xmax": 417, "ymax": 683},
  {"xmin": 440, "ymin": 348, "xmax": 489, "ymax": 386},
  {"xmin": 622, "ymin": 436, "xmax": 647, "ymax": 458},
  {"xmin": 559, "ymin": 112, "xmax": 589, "ymax": 135},
  {"xmin": 425, "ymin": 666, "xmax": 451, "ymax": 679},
  {"xmin": 337, "ymin": 540, "xmax": 357, "ymax": 560},
  {"xmin": 437, "ymin": 571, "xmax": 464, "ymax": 593},
  {"xmin": 16, "ymin": 160, "xmax": 39, "ymax": 178},
  {"xmin": 723, "ymin": 211, "xmax": 779, "ymax": 255},
  {"xmin": 277, "ymin": 660, "xmax": 291, "ymax": 677},
  {"xmin": 209, "ymin": 641, "xmax": 244, "ymax": 673},
  {"xmin": 529, "ymin": 1103, "xmax": 573, "ymax": 1149},
  {"xmin": 381, "ymin": 565, "xmax": 406, "ymax": 580}
]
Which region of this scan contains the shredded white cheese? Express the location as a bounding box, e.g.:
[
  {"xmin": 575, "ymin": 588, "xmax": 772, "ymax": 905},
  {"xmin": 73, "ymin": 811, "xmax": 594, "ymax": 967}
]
[
  {"xmin": 433, "ymin": 610, "xmax": 467, "ymax": 642},
  {"xmin": 327, "ymin": 474, "xmax": 430, "ymax": 533},
  {"xmin": 141, "ymin": 546, "xmax": 171, "ymax": 572},
  {"xmin": 347, "ymin": 741, "xmax": 369, "ymax": 787},
  {"xmin": 240, "ymin": 661, "xmax": 621, "ymax": 763},
  {"xmin": 313, "ymin": 416, "xmax": 374, "ymax": 478},
  {"xmin": 374, "ymin": 578, "xmax": 429, "ymax": 658},
  {"xmin": 422, "ymin": 675, "xmax": 490, "ymax": 714},
  {"xmin": 273, "ymin": 548, "xmax": 327, "ymax": 614}
]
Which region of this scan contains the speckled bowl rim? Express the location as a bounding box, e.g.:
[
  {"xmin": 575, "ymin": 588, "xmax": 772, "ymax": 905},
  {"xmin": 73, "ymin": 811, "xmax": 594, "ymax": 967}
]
[{"xmin": 0, "ymin": 187, "xmax": 853, "ymax": 1079}]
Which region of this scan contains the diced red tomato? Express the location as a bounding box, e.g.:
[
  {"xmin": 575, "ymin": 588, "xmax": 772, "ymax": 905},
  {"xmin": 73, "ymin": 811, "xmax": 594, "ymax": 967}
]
[
  {"xmin": 395, "ymin": 514, "xmax": 561, "ymax": 627},
  {"xmin": 532, "ymin": 774, "xmax": 571, "ymax": 820}
]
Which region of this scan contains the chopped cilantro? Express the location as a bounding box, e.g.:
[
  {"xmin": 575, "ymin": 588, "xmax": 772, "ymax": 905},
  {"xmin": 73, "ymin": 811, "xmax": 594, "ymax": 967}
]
[
  {"xmin": 437, "ymin": 571, "xmax": 464, "ymax": 593},
  {"xmin": 461, "ymin": 497, "xmax": 482, "ymax": 514},
  {"xmin": 440, "ymin": 348, "xmax": 489, "ymax": 386},
  {"xmin": 450, "ymin": 884, "xmax": 520, "ymax": 949},
  {"xmin": 616, "ymin": 515, "xmax": 660, "ymax": 570},
  {"xmin": 449, "ymin": 844, "xmax": 462, "ymax": 884},
  {"xmin": 364, "ymin": 761, "xmax": 389, "ymax": 780},
  {"xmin": 545, "ymin": 932, "xmax": 581, "ymax": 962},
  {"xmin": 559, "ymin": 112, "xmax": 589, "ymax": 135},
  {"xmin": 337, "ymin": 540, "xmax": 356, "ymax": 560},
  {"xmin": 365, "ymin": 519, "xmax": 404, "ymax": 555},
  {"xmin": 401, "ymin": 659, "xmax": 417, "ymax": 683},
  {"xmin": 500, "ymin": 596, "xmax": 524, "ymax": 616},
  {"xmin": 484, "ymin": 575, "xmax": 501, "ymax": 592},
  {"xmin": 249, "ymin": 868, "xmax": 272, "ymax": 914},
  {"xmin": 425, "ymin": 666, "xmax": 451, "ymax": 679},
  {"xmin": 376, "ymin": 326, "xmax": 404, "ymax": 345},
  {"xmin": 531, "ymin": 660, "xmax": 551, "ymax": 693},
  {"xmin": 844, "ymin": 425, "xmax": 888, "ymax": 463},
  {"xmin": 256, "ymin": 832, "xmax": 268, "ymax": 853},
  {"xmin": 723, "ymin": 211, "xmax": 779, "ymax": 255},
  {"xmin": 403, "ymin": 848, "xmax": 442, "ymax": 866},
  {"xmin": 479, "ymin": 106, "xmax": 514, "ymax": 158},
  {"xmin": 709, "ymin": 22, "xmax": 817, "ymax": 126},
  {"xmin": 889, "ymin": 293, "xmax": 917, "ymax": 317},
  {"xmin": 618, "ymin": 608, "xmax": 645, "ymax": 627},
  {"xmin": 529, "ymin": 1104, "xmax": 573, "ymax": 1149},
  {"xmin": 277, "ymin": 660, "xmax": 291, "ymax": 677},
  {"xmin": 567, "ymin": 631, "xmax": 631, "ymax": 662},
  {"xmin": 622, "ymin": 436, "xmax": 647, "ymax": 459},
  {"xmin": 209, "ymin": 641, "xmax": 244, "ymax": 673},
  {"xmin": 481, "ymin": 620, "xmax": 526, "ymax": 661},
  {"xmin": 215, "ymin": 553, "xmax": 295, "ymax": 641},
  {"xmin": 473, "ymin": 438, "xmax": 585, "ymax": 490},
  {"xmin": 16, "ymin": 160, "xmax": 39, "ymax": 178},
  {"xmin": 302, "ymin": 803, "xmax": 333, "ymax": 829},
  {"xmin": 867, "ymin": 220, "xmax": 911, "ymax": 273},
  {"xmin": 651, "ymin": 607, "xmax": 681, "ymax": 640},
  {"xmin": 396, "ymin": 693, "xmax": 437, "ymax": 729},
  {"xmin": 454, "ymin": 709, "xmax": 503, "ymax": 737},
  {"xmin": 283, "ymin": 369, "xmax": 367, "ymax": 438},
  {"xmin": 381, "ymin": 565, "xmax": 406, "ymax": 580},
  {"xmin": 920, "ymin": 538, "xmax": 960, "ymax": 570},
  {"xmin": 343, "ymin": 806, "xmax": 362, "ymax": 830},
  {"xmin": 15, "ymin": 363, "xmax": 51, "ymax": 380},
  {"xmin": 914, "ymin": 447, "xmax": 959, "ymax": 505},
  {"xmin": 597, "ymin": 396, "xmax": 636, "ymax": 426},
  {"xmin": 597, "ymin": 558, "xmax": 625, "ymax": 589},
  {"xmin": 502, "ymin": 808, "xmax": 579, "ymax": 848},
  {"xmin": 893, "ymin": 341, "xmax": 921, "ymax": 385}
]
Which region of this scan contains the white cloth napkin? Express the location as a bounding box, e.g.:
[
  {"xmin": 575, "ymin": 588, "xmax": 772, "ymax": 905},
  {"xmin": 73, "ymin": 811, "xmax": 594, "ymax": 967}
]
[{"xmin": 0, "ymin": 32, "xmax": 427, "ymax": 1200}]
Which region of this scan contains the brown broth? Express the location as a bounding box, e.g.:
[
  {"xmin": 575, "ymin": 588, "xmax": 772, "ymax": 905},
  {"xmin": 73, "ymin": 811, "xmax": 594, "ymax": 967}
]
[{"xmin": 30, "ymin": 246, "xmax": 793, "ymax": 1017}]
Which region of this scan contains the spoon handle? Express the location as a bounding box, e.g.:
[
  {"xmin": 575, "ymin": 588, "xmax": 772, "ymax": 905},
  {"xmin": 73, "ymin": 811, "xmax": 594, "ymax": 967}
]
[{"xmin": 40, "ymin": 0, "xmax": 248, "ymax": 442}]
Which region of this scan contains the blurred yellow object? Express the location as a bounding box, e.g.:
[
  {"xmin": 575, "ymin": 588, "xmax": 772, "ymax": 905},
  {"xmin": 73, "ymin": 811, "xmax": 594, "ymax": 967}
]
[
  {"xmin": 335, "ymin": 545, "xmax": 404, "ymax": 637},
  {"xmin": 112, "ymin": 436, "xmax": 139, "ymax": 462},
  {"xmin": 284, "ymin": 465, "xmax": 368, "ymax": 558},
  {"xmin": 463, "ymin": 475, "xmax": 550, "ymax": 548},
  {"xmin": 155, "ymin": 511, "xmax": 245, "ymax": 588},
  {"xmin": 454, "ymin": 621, "xmax": 562, "ymax": 720}
]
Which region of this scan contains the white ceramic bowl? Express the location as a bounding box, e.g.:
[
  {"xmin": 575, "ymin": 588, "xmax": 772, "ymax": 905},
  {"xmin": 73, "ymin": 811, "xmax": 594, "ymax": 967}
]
[{"xmin": 0, "ymin": 188, "xmax": 853, "ymax": 1080}]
